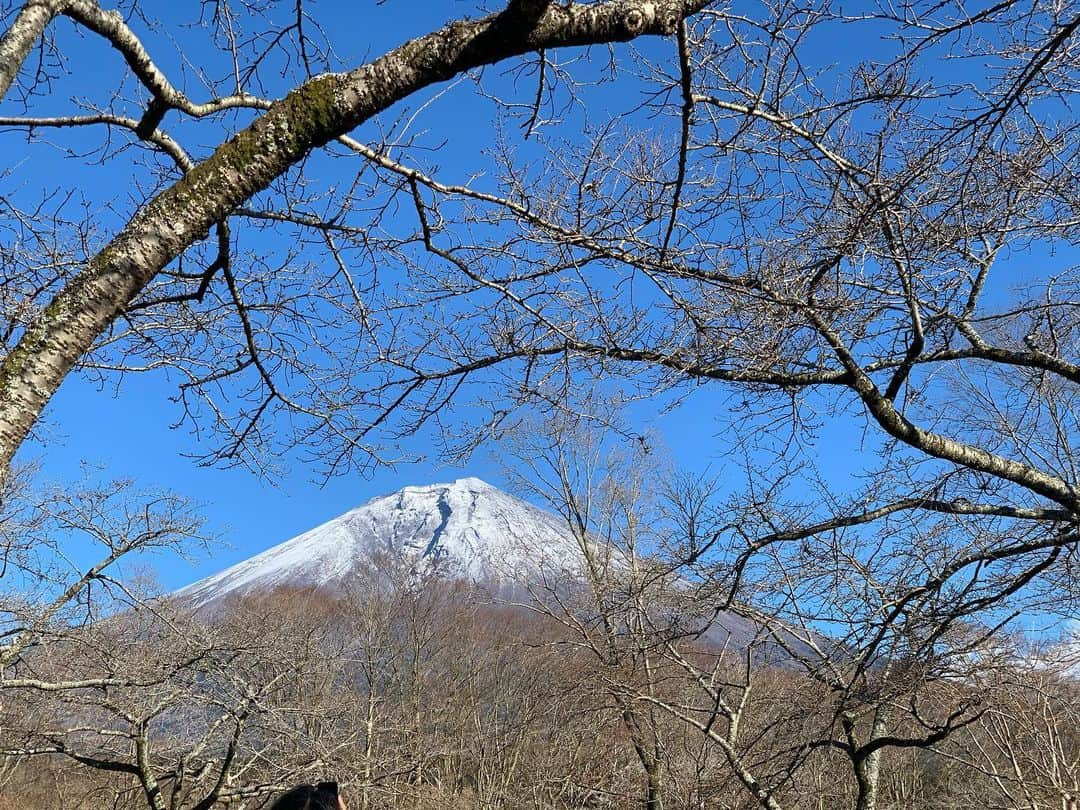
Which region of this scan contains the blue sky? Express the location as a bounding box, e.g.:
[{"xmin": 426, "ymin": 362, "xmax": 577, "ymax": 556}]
[
  {"xmin": 3, "ymin": 1, "xmax": 1050, "ymax": 595},
  {"xmin": 29, "ymin": 373, "xmax": 865, "ymax": 591},
  {"xmin": 2, "ymin": 3, "xmax": 773, "ymax": 590}
]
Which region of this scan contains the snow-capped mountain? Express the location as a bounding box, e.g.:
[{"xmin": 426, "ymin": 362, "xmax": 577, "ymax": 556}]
[
  {"xmin": 174, "ymin": 477, "xmax": 815, "ymax": 663},
  {"xmin": 175, "ymin": 477, "xmax": 593, "ymax": 608}
]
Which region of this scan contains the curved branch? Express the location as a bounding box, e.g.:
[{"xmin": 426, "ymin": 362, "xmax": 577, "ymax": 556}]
[{"xmin": 0, "ymin": 0, "xmax": 710, "ymax": 474}]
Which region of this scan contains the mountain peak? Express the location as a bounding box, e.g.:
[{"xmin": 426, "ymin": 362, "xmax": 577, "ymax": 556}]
[
  {"xmin": 450, "ymin": 476, "xmax": 493, "ymax": 489},
  {"xmin": 395, "ymin": 476, "xmax": 496, "ymax": 499},
  {"xmin": 174, "ymin": 478, "xmax": 581, "ymax": 608}
]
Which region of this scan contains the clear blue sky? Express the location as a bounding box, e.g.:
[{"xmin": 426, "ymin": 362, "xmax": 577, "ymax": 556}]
[{"xmin": 3, "ymin": 2, "xmax": 949, "ymax": 592}]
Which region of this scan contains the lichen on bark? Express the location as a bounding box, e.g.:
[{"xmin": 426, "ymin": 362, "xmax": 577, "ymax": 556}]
[{"xmin": 0, "ymin": 0, "xmax": 710, "ymax": 474}]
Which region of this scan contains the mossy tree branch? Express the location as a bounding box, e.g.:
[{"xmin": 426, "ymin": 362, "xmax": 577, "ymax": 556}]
[{"xmin": 0, "ymin": 0, "xmax": 709, "ymax": 473}]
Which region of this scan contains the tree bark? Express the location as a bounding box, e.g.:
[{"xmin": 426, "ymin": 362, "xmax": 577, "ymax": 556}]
[
  {"xmin": 0, "ymin": 0, "xmax": 707, "ymax": 473},
  {"xmin": 644, "ymin": 756, "xmax": 664, "ymax": 810},
  {"xmin": 854, "ymin": 708, "xmax": 888, "ymax": 810},
  {"xmin": 0, "ymin": 0, "xmax": 56, "ymax": 99}
]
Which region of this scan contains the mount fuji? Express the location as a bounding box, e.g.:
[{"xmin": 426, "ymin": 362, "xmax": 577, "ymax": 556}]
[
  {"xmin": 174, "ymin": 477, "xmax": 592, "ymax": 608},
  {"xmin": 174, "ymin": 477, "xmax": 803, "ymax": 659}
]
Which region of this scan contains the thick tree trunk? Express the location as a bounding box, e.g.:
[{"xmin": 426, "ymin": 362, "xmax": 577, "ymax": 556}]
[
  {"xmin": 644, "ymin": 756, "xmax": 664, "ymax": 810},
  {"xmin": 134, "ymin": 726, "xmax": 168, "ymax": 810},
  {"xmin": 621, "ymin": 704, "xmax": 665, "ymax": 810},
  {"xmin": 0, "ymin": 0, "xmax": 706, "ymax": 473},
  {"xmin": 854, "ymin": 708, "xmax": 888, "ymax": 810}
]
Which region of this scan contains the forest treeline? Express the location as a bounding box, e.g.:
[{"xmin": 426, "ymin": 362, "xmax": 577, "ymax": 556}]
[{"xmin": 2, "ymin": 565, "xmax": 1077, "ymax": 810}]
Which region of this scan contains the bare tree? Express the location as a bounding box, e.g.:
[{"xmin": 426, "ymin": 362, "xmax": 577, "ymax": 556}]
[
  {"xmin": 1, "ymin": 582, "xmax": 373, "ymax": 810},
  {"xmin": 1, "ymin": 2, "xmax": 1078, "ymax": 806},
  {"xmin": 0, "ymin": 0, "xmax": 1075, "ymax": 620},
  {"xmin": 0, "ymin": 0, "xmax": 707, "ymax": 475},
  {"xmin": 0, "ymin": 470, "xmax": 207, "ymax": 672},
  {"xmin": 503, "ymin": 402, "xmax": 1080, "ymax": 810},
  {"xmin": 948, "ymin": 636, "xmax": 1080, "ymax": 810},
  {"xmin": 3, "ymin": 1, "xmax": 1072, "ymax": 677},
  {"xmin": 503, "ymin": 404, "xmax": 714, "ymax": 810}
]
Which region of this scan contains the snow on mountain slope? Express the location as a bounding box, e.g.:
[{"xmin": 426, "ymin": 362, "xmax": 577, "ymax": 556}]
[
  {"xmin": 173, "ymin": 477, "xmax": 818, "ymax": 664},
  {"xmin": 174, "ymin": 477, "xmax": 591, "ymax": 608}
]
